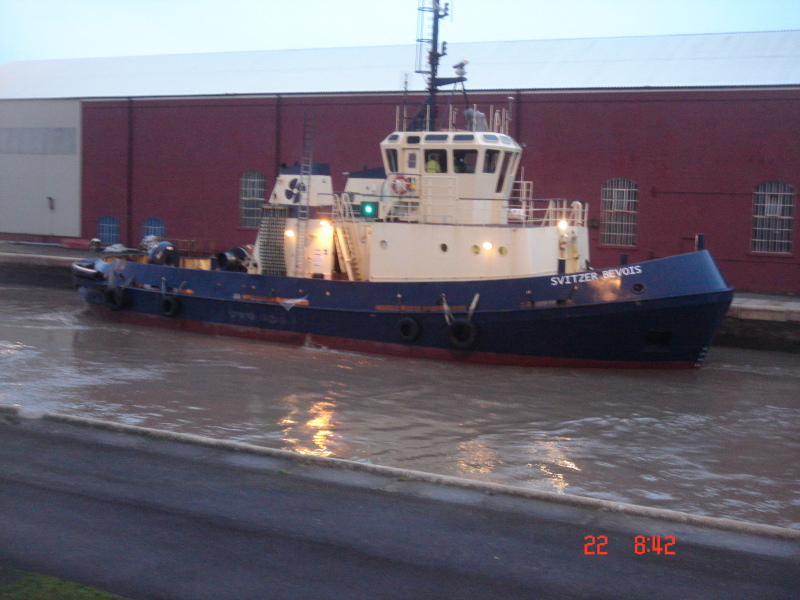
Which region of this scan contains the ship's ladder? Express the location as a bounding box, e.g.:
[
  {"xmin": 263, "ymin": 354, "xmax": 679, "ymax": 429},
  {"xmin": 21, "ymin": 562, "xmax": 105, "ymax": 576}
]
[
  {"xmin": 333, "ymin": 193, "xmax": 364, "ymax": 281},
  {"xmin": 257, "ymin": 205, "xmax": 288, "ymax": 275},
  {"xmin": 294, "ymin": 115, "xmax": 314, "ymax": 277}
]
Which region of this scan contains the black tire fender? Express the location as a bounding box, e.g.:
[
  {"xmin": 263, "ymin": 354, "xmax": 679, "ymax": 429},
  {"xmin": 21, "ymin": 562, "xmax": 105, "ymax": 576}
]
[
  {"xmin": 397, "ymin": 317, "xmax": 420, "ymax": 342},
  {"xmin": 104, "ymin": 286, "xmax": 127, "ymax": 311},
  {"xmin": 162, "ymin": 296, "xmax": 181, "ymax": 318},
  {"xmin": 448, "ymin": 318, "xmax": 477, "ymax": 350}
]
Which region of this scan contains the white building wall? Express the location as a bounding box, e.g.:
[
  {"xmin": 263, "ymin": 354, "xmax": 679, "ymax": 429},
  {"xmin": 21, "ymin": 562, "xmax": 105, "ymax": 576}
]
[{"xmin": 0, "ymin": 99, "xmax": 81, "ymax": 238}]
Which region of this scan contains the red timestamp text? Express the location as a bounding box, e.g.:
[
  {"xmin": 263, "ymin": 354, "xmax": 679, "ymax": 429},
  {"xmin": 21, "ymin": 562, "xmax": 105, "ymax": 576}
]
[
  {"xmin": 583, "ymin": 535, "xmax": 609, "ymax": 555},
  {"xmin": 634, "ymin": 535, "xmax": 676, "ymax": 555},
  {"xmin": 583, "ymin": 535, "xmax": 677, "ymax": 555}
]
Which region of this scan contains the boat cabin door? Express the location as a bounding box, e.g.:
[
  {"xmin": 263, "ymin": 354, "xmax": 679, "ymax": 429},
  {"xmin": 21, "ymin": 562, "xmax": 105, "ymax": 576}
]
[{"xmin": 403, "ymin": 148, "xmax": 420, "ymax": 176}]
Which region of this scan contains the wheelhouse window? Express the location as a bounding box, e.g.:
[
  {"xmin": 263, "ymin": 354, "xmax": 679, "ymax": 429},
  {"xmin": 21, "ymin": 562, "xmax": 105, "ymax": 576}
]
[
  {"xmin": 484, "ymin": 149, "xmax": 500, "ymax": 174},
  {"xmin": 453, "ymin": 149, "xmax": 477, "ymax": 173},
  {"xmin": 600, "ymin": 178, "xmax": 638, "ymax": 246},
  {"xmin": 424, "ymin": 150, "xmax": 447, "ymax": 173},
  {"xmin": 141, "ymin": 217, "xmax": 165, "ymax": 240},
  {"xmin": 751, "ymin": 181, "xmax": 794, "ymax": 253},
  {"xmin": 385, "ymin": 149, "xmax": 399, "ymax": 173},
  {"xmin": 495, "ymin": 151, "xmax": 513, "ymax": 193},
  {"xmin": 97, "ymin": 215, "xmax": 120, "ymax": 245},
  {"xmin": 240, "ymin": 170, "xmax": 265, "ymax": 228}
]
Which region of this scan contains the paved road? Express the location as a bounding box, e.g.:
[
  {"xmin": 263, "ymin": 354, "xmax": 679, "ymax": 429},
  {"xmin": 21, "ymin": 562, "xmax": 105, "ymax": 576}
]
[{"xmin": 0, "ymin": 412, "xmax": 797, "ymax": 600}]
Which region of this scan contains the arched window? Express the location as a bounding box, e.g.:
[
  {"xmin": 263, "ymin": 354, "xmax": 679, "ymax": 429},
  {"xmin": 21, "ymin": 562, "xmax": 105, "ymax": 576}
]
[
  {"xmin": 751, "ymin": 182, "xmax": 794, "ymax": 253},
  {"xmin": 141, "ymin": 217, "xmax": 165, "ymax": 240},
  {"xmin": 600, "ymin": 178, "xmax": 638, "ymax": 247},
  {"xmin": 240, "ymin": 170, "xmax": 266, "ymax": 227},
  {"xmin": 97, "ymin": 216, "xmax": 120, "ymax": 245}
]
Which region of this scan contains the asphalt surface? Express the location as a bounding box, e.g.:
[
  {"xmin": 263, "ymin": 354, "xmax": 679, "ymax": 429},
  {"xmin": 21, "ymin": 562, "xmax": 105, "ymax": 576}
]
[{"xmin": 0, "ymin": 411, "xmax": 797, "ymax": 600}]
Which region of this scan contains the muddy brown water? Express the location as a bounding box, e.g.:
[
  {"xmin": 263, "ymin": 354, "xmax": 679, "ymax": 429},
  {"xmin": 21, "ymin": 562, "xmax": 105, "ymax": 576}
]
[{"xmin": 1, "ymin": 284, "xmax": 798, "ymax": 529}]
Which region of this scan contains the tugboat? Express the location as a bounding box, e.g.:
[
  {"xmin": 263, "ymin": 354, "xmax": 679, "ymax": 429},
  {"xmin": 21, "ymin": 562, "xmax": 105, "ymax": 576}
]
[{"xmin": 73, "ymin": 0, "xmax": 733, "ymax": 368}]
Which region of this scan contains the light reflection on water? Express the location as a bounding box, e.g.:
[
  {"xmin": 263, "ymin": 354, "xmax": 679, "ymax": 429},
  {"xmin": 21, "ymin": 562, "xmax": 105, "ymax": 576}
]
[
  {"xmin": 1, "ymin": 285, "xmax": 799, "ymax": 529},
  {"xmin": 279, "ymin": 397, "xmax": 338, "ymax": 457}
]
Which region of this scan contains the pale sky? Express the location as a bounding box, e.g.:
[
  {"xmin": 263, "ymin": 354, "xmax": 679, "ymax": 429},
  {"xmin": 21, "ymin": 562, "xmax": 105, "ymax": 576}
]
[{"xmin": 2, "ymin": 0, "xmax": 800, "ymax": 66}]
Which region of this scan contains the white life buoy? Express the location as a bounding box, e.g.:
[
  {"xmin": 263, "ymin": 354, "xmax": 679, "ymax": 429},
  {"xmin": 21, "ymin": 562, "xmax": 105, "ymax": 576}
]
[{"xmin": 392, "ymin": 175, "xmax": 412, "ymax": 196}]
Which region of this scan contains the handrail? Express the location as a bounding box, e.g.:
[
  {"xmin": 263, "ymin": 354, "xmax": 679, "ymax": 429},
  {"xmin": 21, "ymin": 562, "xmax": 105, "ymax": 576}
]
[
  {"xmin": 332, "ymin": 188, "xmax": 588, "ymax": 229},
  {"xmin": 332, "ymin": 192, "xmax": 365, "ymax": 280},
  {"xmin": 394, "ymin": 102, "xmax": 512, "ymax": 134}
]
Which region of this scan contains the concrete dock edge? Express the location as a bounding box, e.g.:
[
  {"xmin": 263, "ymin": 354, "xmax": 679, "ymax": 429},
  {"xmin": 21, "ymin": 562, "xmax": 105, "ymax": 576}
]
[{"xmin": 2, "ymin": 404, "xmax": 797, "ymax": 542}]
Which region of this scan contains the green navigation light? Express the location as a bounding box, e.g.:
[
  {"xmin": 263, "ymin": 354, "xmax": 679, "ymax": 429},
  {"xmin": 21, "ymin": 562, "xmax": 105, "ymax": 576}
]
[{"xmin": 360, "ymin": 201, "xmax": 379, "ymax": 219}]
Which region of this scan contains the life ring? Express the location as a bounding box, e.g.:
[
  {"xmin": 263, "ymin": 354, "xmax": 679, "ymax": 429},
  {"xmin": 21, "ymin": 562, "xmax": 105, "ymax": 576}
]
[
  {"xmin": 104, "ymin": 286, "xmax": 127, "ymax": 311},
  {"xmin": 162, "ymin": 296, "xmax": 181, "ymax": 318},
  {"xmin": 448, "ymin": 318, "xmax": 477, "ymax": 350},
  {"xmin": 397, "ymin": 317, "xmax": 420, "ymax": 342},
  {"xmin": 392, "ymin": 175, "xmax": 412, "ymax": 196}
]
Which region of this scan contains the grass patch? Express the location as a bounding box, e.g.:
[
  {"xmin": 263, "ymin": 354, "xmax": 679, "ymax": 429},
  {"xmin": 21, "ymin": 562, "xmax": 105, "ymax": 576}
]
[{"xmin": 0, "ymin": 570, "xmax": 132, "ymax": 600}]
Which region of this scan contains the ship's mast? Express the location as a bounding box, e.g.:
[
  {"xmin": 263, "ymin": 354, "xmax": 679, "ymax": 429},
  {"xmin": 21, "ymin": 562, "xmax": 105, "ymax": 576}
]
[{"xmin": 413, "ymin": 0, "xmax": 464, "ymax": 131}]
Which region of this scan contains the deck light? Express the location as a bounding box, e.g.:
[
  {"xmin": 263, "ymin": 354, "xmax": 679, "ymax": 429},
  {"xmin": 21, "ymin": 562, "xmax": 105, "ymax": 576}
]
[
  {"xmin": 285, "ymin": 230, "xmax": 295, "ymax": 237},
  {"xmin": 319, "ymin": 220, "xmax": 330, "ymax": 227},
  {"xmin": 558, "ymin": 220, "xmax": 569, "ymax": 231},
  {"xmin": 482, "ymin": 242, "xmax": 493, "ymax": 250}
]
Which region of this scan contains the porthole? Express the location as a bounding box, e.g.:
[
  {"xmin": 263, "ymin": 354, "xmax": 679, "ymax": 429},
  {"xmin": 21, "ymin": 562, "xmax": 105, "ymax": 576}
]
[
  {"xmin": 499, "ymin": 246, "xmax": 508, "ymax": 256},
  {"xmin": 380, "ymin": 240, "xmax": 388, "ymax": 249},
  {"xmin": 632, "ymin": 283, "xmax": 645, "ymax": 294},
  {"xmin": 440, "ymin": 243, "xmax": 448, "ymax": 252},
  {"xmin": 471, "ymin": 245, "xmax": 480, "ymax": 254}
]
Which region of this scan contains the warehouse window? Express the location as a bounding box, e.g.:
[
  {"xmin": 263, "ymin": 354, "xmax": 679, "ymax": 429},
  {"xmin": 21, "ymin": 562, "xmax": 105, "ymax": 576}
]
[
  {"xmin": 600, "ymin": 178, "xmax": 638, "ymax": 246},
  {"xmin": 0, "ymin": 127, "xmax": 77, "ymax": 155},
  {"xmin": 240, "ymin": 171, "xmax": 266, "ymax": 227},
  {"xmin": 97, "ymin": 216, "xmax": 120, "ymax": 245},
  {"xmin": 751, "ymin": 182, "xmax": 794, "ymax": 253},
  {"xmin": 142, "ymin": 217, "xmax": 165, "ymax": 240}
]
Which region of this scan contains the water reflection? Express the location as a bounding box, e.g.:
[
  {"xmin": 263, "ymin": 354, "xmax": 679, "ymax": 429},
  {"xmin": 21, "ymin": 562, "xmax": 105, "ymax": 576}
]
[
  {"xmin": 457, "ymin": 438, "xmax": 499, "ymax": 475},
  {"xmin": 527, "ymin": 440, "xmax": 582, "ymax": 494},
  {"xmin": 278, "ymin": 395, "xmax": 339, "ymax": 457}
]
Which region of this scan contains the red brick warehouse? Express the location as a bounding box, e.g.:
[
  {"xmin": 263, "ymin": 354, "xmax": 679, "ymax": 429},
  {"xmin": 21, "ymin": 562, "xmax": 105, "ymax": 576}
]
[{"xmin": 2, "ymin": 32, "xmax": 799, "ymax": 292}]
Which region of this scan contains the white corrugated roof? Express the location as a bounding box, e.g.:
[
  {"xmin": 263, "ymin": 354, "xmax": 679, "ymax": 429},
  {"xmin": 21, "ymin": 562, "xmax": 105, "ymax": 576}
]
[{"xmin": 1, "ymin": 30, "xmax": 799, "ymax": 100}]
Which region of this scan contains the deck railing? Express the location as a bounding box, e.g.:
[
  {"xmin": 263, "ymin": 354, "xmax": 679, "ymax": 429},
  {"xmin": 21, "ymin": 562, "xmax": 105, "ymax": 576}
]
[
  {"xmin": 334, "ymin": 189, "xmax": 587, "ymax": 229},
  {"xmin": 395, "ymin": 103, "xmax": 513, "ymax": 134}
]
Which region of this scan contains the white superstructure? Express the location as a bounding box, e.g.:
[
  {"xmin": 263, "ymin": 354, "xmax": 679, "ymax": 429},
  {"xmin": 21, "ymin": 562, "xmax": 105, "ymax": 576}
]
[{"xmin": 252, "ymin": 117, "xmax": 589, "ymax": 283}]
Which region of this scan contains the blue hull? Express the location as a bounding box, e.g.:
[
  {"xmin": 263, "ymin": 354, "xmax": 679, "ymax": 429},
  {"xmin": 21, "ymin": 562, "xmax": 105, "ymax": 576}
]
[{"xmin": 73, "ymin": 250, "xmax": 733, "ymax": 368}]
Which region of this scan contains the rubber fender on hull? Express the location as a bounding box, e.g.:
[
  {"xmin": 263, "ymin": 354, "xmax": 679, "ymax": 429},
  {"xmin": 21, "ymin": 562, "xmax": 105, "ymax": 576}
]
[
  {"xmin": 104, "ymin": 287, "xmax": 128, "ymax": 311},
  {"xmin": 162, "ymin": 296, "xmax": 181, "ymax": 318},
  {"xmin": 448, "ymin": 318, "xmax": 477, "ymax": 350},
  {"xmin": 397, "ymin": 317, "xmax": 421, "ymax": 342}
]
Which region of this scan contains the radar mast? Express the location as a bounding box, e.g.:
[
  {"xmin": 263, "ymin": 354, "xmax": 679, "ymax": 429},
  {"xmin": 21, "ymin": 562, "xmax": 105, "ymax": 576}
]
[{"xmin": 412, "ymin": 0, "xmax": 466, "ymax": 131}]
